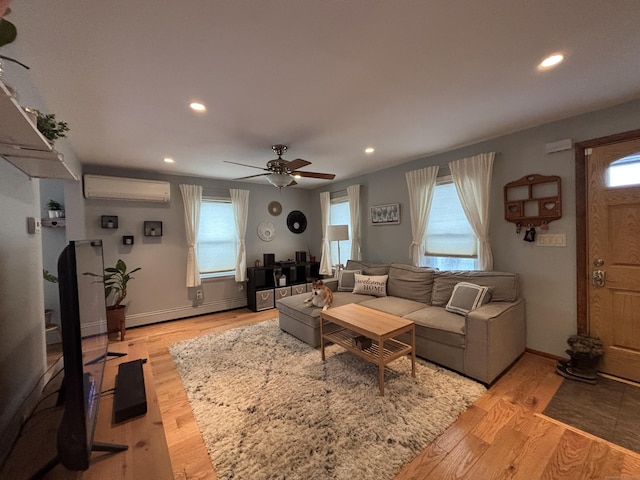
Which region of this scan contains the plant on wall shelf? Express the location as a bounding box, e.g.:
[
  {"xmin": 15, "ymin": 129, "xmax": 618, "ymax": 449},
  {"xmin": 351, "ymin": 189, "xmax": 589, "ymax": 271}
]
[
  {"xmin": 36, "ymin": 111, "xmax": 70, "ymax": 142},
  {"xmin": 47, "ymin": 199, "xmax": 63, "ymax": 211},
  {"xmin": 46, "ymin": 199, "xmax": 64, "ymax": 218}
]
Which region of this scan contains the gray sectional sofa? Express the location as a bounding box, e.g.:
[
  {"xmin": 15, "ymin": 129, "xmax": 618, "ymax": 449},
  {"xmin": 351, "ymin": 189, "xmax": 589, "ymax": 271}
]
[{"xmin": 276, "ymin": 260, "xmax": 526, "ymax": 385}]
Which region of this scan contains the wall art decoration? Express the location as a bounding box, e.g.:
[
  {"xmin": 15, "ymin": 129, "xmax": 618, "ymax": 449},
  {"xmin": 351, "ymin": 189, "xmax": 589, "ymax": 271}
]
[{"xmin": 370, "ymin": 203, "xmax": 400, "ymax": 225}]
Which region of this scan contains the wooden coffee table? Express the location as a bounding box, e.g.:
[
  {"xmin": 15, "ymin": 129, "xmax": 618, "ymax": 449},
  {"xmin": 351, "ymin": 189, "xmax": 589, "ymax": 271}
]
[{"xmin": 320, "ymin": 303, "xmax": 416, "ymax": 396}]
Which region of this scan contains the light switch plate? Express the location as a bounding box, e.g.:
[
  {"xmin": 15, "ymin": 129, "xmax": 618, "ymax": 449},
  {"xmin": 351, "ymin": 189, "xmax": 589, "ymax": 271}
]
[
  {"xmin": 27, "ymin": 217, "xmax": 41, "ymax": 234},
  {"xmin": 536, "ymin": 233, "xmax": 566, "ymax": 247}
]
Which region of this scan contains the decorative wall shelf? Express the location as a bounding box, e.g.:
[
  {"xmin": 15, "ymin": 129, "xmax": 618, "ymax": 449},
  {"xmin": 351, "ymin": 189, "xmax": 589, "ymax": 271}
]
[
  {"xmin": 0, "ymin": 81, "xmax": 77, "ymax": 180},
  {"xmin": 41, "ymin": 218, "xmax": 66, "ymax": 228},
  {"xmin": 123, "ymin": 235, "xmax": 134, "ymax": 245},
  {"xmin": 144, "ymin": 221, "xmax": 163, "ymax": 237},
  {"xmin": 101, "ymin": 215, "xmax": 118, "ymax": 229},
  {"xmin": 504, "ymin": 174, "xmax": 562, "ymax": 227}
]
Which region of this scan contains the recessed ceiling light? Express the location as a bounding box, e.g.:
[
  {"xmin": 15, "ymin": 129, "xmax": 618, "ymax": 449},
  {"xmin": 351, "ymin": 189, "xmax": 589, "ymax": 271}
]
[
  {"xmin": 164, "ymin": 157, "xmax": 175, "ymax": 163},
  {"xmin": 539, "ymin": 53, "xmax": 564, "ymax": 70},
  {"xmin": 364, "ymin": 147, "xmax": 375, "ymax": 154},
  {"xmin": 189, "ymin": 102, "xmax": 206, "ymax": 112}
]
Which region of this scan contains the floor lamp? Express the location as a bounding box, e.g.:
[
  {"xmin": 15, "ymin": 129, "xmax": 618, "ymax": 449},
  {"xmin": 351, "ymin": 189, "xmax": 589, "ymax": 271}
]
[{"xmin": 327, "ymin": 225, "xmax": 349, "ymax": 274}]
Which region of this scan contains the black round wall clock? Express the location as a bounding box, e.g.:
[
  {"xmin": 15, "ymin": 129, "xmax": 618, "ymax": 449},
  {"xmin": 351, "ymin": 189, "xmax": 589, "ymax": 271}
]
[{"xmin": 286, "ymin": 210, "xmax": 307, "ymax": 234}]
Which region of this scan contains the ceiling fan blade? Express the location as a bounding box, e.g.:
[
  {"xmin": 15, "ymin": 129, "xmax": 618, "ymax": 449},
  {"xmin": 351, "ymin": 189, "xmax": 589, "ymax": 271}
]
[
  {"xmin": 285, "ymin": 158, "xmax": 312, "ymax": 171},
  {"xmin": 224, "ymin": 160, "xmax": 269, "ymax": 171},
  {"xmin": 235, "ymin": 173, "xmax": 269, "ymax": 180},
  {"xmin": 294, "ymin": 171, "xmax": 336, "ymax": 180}
]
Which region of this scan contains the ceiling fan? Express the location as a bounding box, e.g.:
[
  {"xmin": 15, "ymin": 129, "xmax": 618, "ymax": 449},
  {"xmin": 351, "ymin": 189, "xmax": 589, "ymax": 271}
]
[{"xmin": 224, "ymin": 145, "xmax": 336, "ymax": 189}]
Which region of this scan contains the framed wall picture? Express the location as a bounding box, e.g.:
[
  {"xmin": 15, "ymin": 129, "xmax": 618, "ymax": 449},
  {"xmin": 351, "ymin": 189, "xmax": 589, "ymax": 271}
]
[{"xmin": 370, "ymin": 203, "xmax": 400, "ymax": 225}]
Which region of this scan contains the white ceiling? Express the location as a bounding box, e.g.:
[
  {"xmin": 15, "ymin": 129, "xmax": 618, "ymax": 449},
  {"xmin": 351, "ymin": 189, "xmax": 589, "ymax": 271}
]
[{"xmin": 9, "ymin": 1, "xmax": 640, "ymax": 188}]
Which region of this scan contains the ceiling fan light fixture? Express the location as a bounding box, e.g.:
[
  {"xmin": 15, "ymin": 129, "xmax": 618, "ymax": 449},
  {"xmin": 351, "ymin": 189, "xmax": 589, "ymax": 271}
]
[{"xmin": 266, "ymin": 172, "xmax": 293, "ymax": 189}]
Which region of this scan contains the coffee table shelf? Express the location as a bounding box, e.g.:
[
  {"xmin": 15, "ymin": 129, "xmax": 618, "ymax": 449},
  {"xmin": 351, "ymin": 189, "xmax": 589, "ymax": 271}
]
[
  {"xmin": 324, "ymin": 327, "xmax": 412, "ymax": 363},
  {"xmin": 320, "ymin": 304, "xmax": 416, "ymax": 395}
]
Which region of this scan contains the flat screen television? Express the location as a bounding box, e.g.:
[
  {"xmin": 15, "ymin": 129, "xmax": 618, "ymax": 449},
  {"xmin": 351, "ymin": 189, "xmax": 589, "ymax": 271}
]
[{"xmin": 56, "ymin": 239, "xmax": 126, "ymax": 471}]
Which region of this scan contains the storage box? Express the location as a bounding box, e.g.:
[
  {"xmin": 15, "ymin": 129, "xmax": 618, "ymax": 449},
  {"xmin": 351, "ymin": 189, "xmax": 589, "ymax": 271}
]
[
  {"xmin": 291, "ymin": 284, "xmax": 307, "ymax": 296},
  {"xmin": 352, "ymin": 335, "xmax": 372, "ymax": 350},
  {"xmin": 255, "ymin": 289, "xmax": 275, "ymax": 311},
  {"xmin": 275, "ymin": 286, "xmax": 291, "ymax": 300},
  {"xmin": 295, "ymin": 251, "xmax": 307, "ymax": 263}
]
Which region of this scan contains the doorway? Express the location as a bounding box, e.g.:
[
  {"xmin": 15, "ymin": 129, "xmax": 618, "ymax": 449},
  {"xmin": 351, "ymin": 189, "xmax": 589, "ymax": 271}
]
[{"xmin": 576, "ymin": 129, "xmax": 640, "ymax": 382}]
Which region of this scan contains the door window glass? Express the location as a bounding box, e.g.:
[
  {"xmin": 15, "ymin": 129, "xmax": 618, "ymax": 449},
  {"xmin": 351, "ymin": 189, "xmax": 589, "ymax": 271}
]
[{"xmin": 607, "ymin": 153, "xmax": 640, "ymax": 187}]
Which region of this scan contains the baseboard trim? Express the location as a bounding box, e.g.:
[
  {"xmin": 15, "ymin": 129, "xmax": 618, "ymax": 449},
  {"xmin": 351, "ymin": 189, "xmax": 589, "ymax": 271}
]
[
  {"xmin": 525, "ymin": 348, "xmax": 564, "ymax": 362},
  {"xmin": 126, "ymin": 298, "xmax": 248, "ymax": 328}
]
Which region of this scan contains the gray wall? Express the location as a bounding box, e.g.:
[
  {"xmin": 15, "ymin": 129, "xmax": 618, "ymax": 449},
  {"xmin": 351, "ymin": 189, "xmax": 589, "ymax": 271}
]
[
  {"xmin": 79, "ymin": 166, "xmax": 316, "ymax": 326},
  {"xmin": 310, "ymin": 99, "xmax": 640, "ymax": 357},
  {"xmin": 0, "ymin": 161, "xmax": 47, "ymax": 447}
]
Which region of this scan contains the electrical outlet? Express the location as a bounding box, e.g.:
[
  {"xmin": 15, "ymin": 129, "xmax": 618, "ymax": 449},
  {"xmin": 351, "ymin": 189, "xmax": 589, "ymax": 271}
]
[{"xmin": 196, "ymin": 290, "xmax": 203, "ymax": 300}]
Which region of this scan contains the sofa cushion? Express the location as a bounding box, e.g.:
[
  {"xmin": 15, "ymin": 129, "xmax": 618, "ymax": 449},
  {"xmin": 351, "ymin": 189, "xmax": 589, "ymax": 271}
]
[
  {"xmin": 277, "ymin": 291, "xmax": 375, "ymax": 327},
  {"xmin": 345, "ymin": 260, "xmax": 390, "ymax": 276},
  {"xmin": 445, "ymin": 282, "xmax": 491, "ymax": 315},
  {"xmin": 387, "ymin": 263, "xmax": 435, "ymax": 303},
  {"xmin": 403, "ymin": 307, "xmax": 466, "ymax": 348},
  {"xmin": 432, "ymin": 271, "xmax": 519, "ymax": 305},
  {"xmin": 337, "ymin": 269, "xmax": 361, "ymax": 291},
  {"xmin": 353, "ymin": 274, "xmax": 388, "ymax": 297},
  {"xmin": 358, "ymin": 296, "xmax": 427, "ymax": 317}
]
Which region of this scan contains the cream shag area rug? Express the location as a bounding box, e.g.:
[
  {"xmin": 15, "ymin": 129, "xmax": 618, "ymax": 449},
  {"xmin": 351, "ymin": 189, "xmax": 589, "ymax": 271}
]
[{"xmin": 170, "ymin": 319, "xmax": 486, "ymax": 480}]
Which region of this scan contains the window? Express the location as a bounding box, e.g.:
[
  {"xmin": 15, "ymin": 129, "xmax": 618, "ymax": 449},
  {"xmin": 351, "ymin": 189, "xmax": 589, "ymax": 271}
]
[
  {"xmin": 330, "ymin": 198, "xmax": 352, "ymax": 266},
  {"xmin": 607, "ymin": 153, "xmax": 640, "ymax": 187},
  {"xmin": 423, "ymin": 177, "xmax": 478, "ymax": 270},
  {"xmin": 197, "ymin": 198, "xmax": 237, "ymax": 276}
]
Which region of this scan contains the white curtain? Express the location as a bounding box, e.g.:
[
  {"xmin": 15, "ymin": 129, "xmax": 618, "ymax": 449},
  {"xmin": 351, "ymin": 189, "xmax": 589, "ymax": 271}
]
[
  {"xmin": 449, "ymin": 152, "xmax": 495, "ymax": 271},
  {"xmin": 230, "ymin": 188, "xmax": 250, "ymax": 282},
  {"xmin": 178, "ymin": 184, "xmax": 202, "ymax": 287},
  {"xmin": 347, "ymin": 184, "xmax": 361, "ymax": 261},
  {"xmin": 319, "ymin": 191, "xmax": 333, "ymax": 275},
  {"xmin": 405, "ymin": 166, "xmax": 439, "ymax": 266}
]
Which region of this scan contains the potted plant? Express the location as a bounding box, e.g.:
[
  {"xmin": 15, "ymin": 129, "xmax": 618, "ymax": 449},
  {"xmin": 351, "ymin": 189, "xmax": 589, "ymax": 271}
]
[
  {"xmin": 86, "ymin": 259, "xmax": 141, "ymax": 340},
  {"xmin": 47, "ymin": 199, "xmax": 65, "ymax": 218},
  {"xmin": 43, "ymin": 268, "xmax": 58, "ymax": 326},
  {"xmin": 36, "ymin": 111, "xmax": 70, "ymax": 143}
]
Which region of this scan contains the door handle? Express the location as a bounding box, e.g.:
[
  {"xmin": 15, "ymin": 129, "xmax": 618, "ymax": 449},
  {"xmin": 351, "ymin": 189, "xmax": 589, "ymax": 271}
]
[{"xmin": 592, "ymin": 270, "xmax": 606, "ymax": 287}]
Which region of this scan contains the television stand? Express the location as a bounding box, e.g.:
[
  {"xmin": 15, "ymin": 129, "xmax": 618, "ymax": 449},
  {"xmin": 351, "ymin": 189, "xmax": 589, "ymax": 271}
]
[
  {"xmin": 84, "ymin": 350, "xmax": 127, "ymax": 366},
  {"xmin": 0, "ymin": 340, "xmax": 172, "ymax": 479},
  {"xmin": 30, "ymin": 441, "xmax": 129, "ymax": 479}
]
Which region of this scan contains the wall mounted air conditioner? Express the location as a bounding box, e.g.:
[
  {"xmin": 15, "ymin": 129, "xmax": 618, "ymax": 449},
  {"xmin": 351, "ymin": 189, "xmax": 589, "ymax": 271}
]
[{"xmin": 83, "ymin": 174, "xmax": 171, "ymax": 203}]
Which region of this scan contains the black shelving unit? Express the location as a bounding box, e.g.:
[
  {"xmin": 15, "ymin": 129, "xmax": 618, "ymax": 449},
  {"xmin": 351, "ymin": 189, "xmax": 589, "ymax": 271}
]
[{"xmin": 246, "ymin": 261, "xmax": 320, "ymax": 311}]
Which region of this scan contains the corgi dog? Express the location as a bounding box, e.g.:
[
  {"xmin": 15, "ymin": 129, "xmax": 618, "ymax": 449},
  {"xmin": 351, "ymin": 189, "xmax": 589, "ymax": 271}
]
[{"xmin": 304, "ymin": 280, "xmax": 333, "ymax": 311}]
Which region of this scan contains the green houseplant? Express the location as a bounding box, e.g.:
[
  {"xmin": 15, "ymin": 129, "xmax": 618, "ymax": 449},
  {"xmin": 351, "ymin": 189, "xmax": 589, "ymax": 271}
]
[
  {"xmin": 46, "ymin": 199, "xmax": 64, "ymax": 218},
  {"xmin": 43, "ymin": 269, "xmax": 59, "ymax": 327},
  {"xmin": 36, "ymin": 111, "xmax": 70, "ymax": 142},
  {"xmin": 86, "ymin": 259, "xmax": 141, "ymax": 340}
]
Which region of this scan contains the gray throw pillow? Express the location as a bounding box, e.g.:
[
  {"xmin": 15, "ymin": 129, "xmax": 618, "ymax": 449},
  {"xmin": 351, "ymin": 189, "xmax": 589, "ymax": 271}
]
[
  {"xmin": 445, "ymin": 282, "xmax": 491, "ymax": 315},
  {"xmin": 337, "ymin": 269, "xmax": 361, "ymax": 292}
]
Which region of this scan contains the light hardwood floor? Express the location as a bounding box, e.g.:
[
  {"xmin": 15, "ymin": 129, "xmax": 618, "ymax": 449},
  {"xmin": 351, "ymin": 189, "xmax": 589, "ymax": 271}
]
[{"xmin": 121, "ymin": 308, "xmax": 640, "ymax": 479}]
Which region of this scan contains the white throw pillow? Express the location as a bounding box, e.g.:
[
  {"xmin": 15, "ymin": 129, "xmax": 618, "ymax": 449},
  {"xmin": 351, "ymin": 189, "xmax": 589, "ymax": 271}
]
[
  {"xmin": 445, "ymin": 282, "xmax": 491, "ymax": 315},
  {"xmin": 337, "ymin": 269, "xmax": 361, "ymax": 292},
  {"xmin": 352, "ymin": 274, "xmax": 388, "ymax": 297}
]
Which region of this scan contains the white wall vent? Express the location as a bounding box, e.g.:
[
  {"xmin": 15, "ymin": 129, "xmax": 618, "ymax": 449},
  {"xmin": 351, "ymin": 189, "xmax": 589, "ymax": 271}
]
[{"xmin": 83, "ymin": 175, "xmax": 170, "ymax": 202}]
